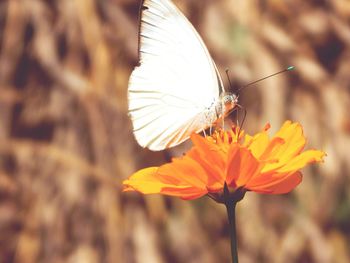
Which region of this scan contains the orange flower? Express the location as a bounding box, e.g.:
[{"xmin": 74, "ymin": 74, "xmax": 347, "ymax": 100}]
[{"xmin": 123, "ymin": 121, "xmax": 325, "ymax": 201}]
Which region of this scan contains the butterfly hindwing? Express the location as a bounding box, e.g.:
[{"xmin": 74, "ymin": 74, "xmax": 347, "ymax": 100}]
[{"xmin": 128, "ymin": 0, "xmax": 223, "ymax": 150}]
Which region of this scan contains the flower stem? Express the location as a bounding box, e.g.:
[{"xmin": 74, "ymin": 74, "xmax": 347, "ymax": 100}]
[{"xmin": 225, "ymin": 201, "xmax": 239, "ymax": 263}]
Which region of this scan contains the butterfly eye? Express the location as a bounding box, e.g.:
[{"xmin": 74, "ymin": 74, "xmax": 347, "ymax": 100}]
[{"xmin": 223, "ymin": 95, "xmax": 234, "ymax": 104}]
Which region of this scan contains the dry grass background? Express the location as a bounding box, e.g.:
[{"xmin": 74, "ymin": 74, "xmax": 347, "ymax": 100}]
[{"xmin": 0, "ymin": 0, "xmax": 349, "ymax": 262}]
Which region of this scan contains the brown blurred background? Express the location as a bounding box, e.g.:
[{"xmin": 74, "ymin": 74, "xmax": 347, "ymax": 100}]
[{"xmin": 0, "ymin": 0, "xmax": 350, "ymax": 262}]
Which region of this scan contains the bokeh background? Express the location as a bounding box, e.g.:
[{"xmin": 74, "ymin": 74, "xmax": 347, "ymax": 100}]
[{"xmin": 0, "ymin": 0, "xmax": 350, "ymax": 262}]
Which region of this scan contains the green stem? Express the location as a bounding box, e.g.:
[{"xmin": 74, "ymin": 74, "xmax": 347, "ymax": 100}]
[{"xmin": 225, "ymin": 201, "xmax": 238, "ymax": 263}]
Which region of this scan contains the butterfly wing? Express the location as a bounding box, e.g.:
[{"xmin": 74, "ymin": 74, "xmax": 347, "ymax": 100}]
[{"xmin": 128, "ymin": 0, "xmax": 223, "ymax": 150}]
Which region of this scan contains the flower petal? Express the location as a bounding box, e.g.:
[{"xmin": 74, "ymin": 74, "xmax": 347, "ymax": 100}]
[
  {"xmin": 161, "ymin": 187, "xmax": 208, "ymax": 200},
  {"xmin": 247, "ymin": 172, "xmax": 302, "ymax": 194},
  {"xmin": 263, "ymin": 121, "xmax": 306, "ymax": 169},
  {"xmin": 189, "ymin": 133, "xmax": 226, "ymax": 184},
  {"xmin": 245, "ymin": 131, "xmax": 270, "ymax": 158},
  {"xmin": 158, "ymin": 156, "xmax": 209, "ymax": 188},
  {"xmin": 259, "ymin": 137, "xmax": 286, "ymax": 161},
  {"xmin": 123, "ymin": 167, "xmax": 171, "ymax": 194},
  {"xmin": 123, "ymin": 167, "xmax": 208, "ymax": 198},
  {"xmin": 226, "ymin": 143, "xmax": 262, "ymax": 188},
  {"xmin": 275, "ymin": 150, "xmax": 326, "ymax": 173}
]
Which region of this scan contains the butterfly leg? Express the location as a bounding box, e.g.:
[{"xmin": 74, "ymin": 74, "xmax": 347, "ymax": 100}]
[
  {"xmin": 222, "ymin": 106, "xmax": 225, "ymax": 129},
  {"xmin": 202, "ymin": 129, "xmax": 207, "ymax": 137},
  {"xmin": 236, "ymin": 104, "xmax": 247, "ymax": 138},
  {"xmin": 221, "ymin": 106, "xmax": 239, "ymax": 129}
]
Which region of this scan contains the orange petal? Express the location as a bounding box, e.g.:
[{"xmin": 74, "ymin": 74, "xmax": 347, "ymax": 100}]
[
  {"xmin": 123, "ymin": 167, "xmax": 172, "ymax": 194},
  {"xmin": 191, "ymin": 133, "xmax": 226, "ymax": 158},
  {"xmin": 123, "ymin": 166, "xmax": 208, "ymax": 198},
  {"xmin": 246, "ymin": 132, "xmax": 270, "ymax": 158},
  {"xmin": 226, "ymin": 143, "xmax": 262, "ymax": 188},
  {"xmin": 187, "ymin": 148, "xmax": 225, "ymax": 187},
  {"xmin": 247, "ymin": 172, "xmax": 302, "ymax": 194},
  {"xmin": 275, "ymin": 150, "xmax": 326, "ymax": 173},
  {"xmin": 189, "ymin": 134, "xmax": 226, "ymax": 183},
  {"xmin": 260, "ymin": 121, "xmax": 311, "ymax": 172},
  {"xmin": 125, "ymin": 167, "xmax": 159, "ymax": 180},
  {"xmin": 181, "ymin": 192, "xmax": 208, "ymax": 200},
  {"xmin": 259, "ymin": 137, "xmax": 286, "ymax": 160},
  {"xmin": 269, "ymin": 121, "xmax": 305, "ymax": 158},
  {"xmin": 157, "ymin": 156, "xmax": 208, "ymax": 189},
  {"xmin": 161, "ymin": 186, "xmax": 208, "ymax": 200}
]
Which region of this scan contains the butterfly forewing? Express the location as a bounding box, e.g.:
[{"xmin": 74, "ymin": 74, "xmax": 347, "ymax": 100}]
[{"xmin": 128, "ymin": 0, "xmax": 223, "ymax": 150}]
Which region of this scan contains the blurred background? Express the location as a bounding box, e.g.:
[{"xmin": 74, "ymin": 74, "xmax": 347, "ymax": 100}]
[{"xmin": 0, "ymin": 0, "xmax": 349, "ymax": 262}]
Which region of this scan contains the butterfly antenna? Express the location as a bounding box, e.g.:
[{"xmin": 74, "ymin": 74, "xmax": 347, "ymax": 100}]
[
  {"xmin": 238, "ymin": 66, "xmax": 294, "ymax": 92},
  {"xmin": 225, "ymin": 69, "xmax": 234, "ymax": 92}
]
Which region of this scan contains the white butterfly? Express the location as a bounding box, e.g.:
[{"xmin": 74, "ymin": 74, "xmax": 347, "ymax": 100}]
[{"xmin": 128, "ymin": 0, "xmax": 238, "ymax": 151}]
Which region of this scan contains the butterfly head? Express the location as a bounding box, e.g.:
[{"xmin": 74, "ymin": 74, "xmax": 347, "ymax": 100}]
[{"xmin": 221, "ymin": 92, "xmax": 238, "ymax": 115}]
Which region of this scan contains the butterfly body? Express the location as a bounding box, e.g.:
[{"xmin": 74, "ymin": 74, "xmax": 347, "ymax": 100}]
[
  {"xmin": 128, "ymin": 0, "xmax": 238, "ymax": 150},
  {"xmin": 218, "ymin": 92, "xmax": 239, "ymax": 117}
]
